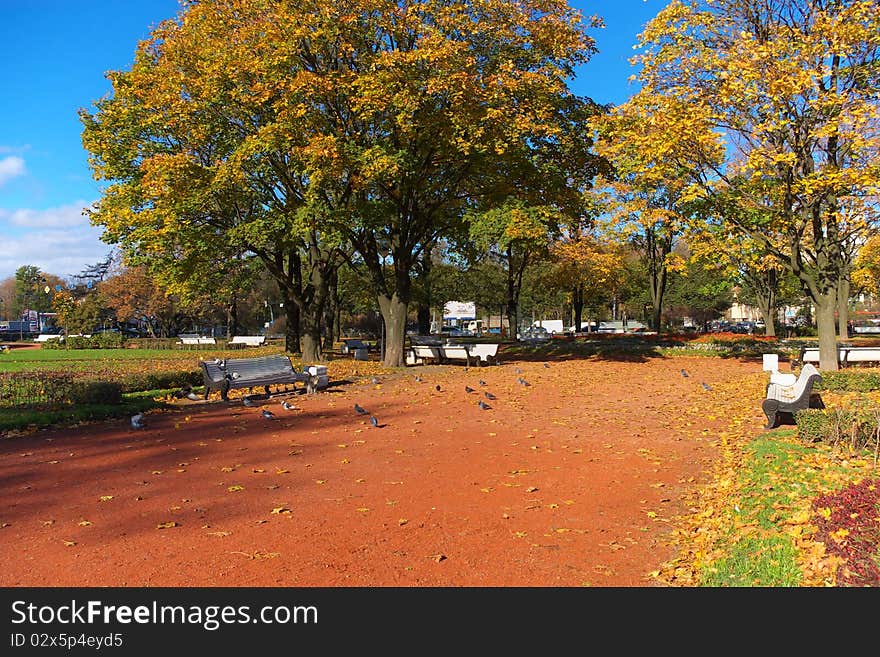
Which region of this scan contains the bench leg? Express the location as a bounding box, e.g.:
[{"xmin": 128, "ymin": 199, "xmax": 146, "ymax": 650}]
[{"xmin": 761, "ymin": 398, "xmax": 780, "ymax": 429}]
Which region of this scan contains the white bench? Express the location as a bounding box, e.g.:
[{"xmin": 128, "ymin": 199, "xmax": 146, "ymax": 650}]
[
  {"xmin": 762, "ymin": 363, "xmax": 823, "ymax": 429},
  {"xmin": 34, "ymin": 334, "xmax": 62, "ymax": 343},
  {"xmin": 177, "ymin": 336, "xmax": 217, "ymax": 346},
  {"xmin": 408, "ymin": 341, "xmax": 500, "ymax": 366},
  {"xmin": 799, "ymin": 346, "xmax": 880, "ymax": 367},
  {"xmin": 229, "ymin": 335, "xmax": 266, "ymax": 348}
]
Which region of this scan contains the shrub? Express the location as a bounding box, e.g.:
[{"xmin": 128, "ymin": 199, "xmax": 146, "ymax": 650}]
[
  {"xmin": 0, "ymin": 371, "xmax": 75, "ymax": 408},
  {"xmin": 794, "ymin": 408, "xmax": 829, "ymax": 443},
  {"xmin": 70, "ymin": 381, "xmax": 123, "ymax": 405},
  {"xmin": 795, "ymin": 403, "xmax": 880, "ymax": 456},
  {"xmin": 116, "ymin": 369, "xmax": 203, "ymax": 393},
  {"xmin": 814, "ymin": 370, "xmax": 880, "ymax": 392},
  {"xmin": 40, "ymin": 332, "xmax": 127, "ymax": 350},
  {"xmin": 0, "ymin": 368, "xmax": 201, "ymax": 408},
  {"xmin": 812, "ymin": 478, "xmax": 880, "ymax": 586},
  {"xmin": 91, "ymin": 331, "xmax": 125, "ymax": 349}
]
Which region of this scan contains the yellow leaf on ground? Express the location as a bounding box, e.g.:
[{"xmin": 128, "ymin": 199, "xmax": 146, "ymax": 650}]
[{"xmin": 156, "ymin": 521, "xmax": 179, "ymax": 529}]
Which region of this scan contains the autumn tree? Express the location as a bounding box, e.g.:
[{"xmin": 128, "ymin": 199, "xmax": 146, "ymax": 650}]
[
  {"xmin": 626, "ymin": 0, "xmax": 880, "ymax": 369},
  {"xmin": 551, "ymin": 230, "xmax": 626, "ymax": 332},
  {"xmin": 99, "ymin": 266, "xmax": 202, "ymax": 338},
  {"xmin": 81, "ymin": 0, "xmax": 602, "ymax": 366}
]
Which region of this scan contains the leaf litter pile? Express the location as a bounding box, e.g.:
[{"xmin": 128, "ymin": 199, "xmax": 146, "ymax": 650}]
[{"xmin": 0, "ymin": 356, "xmax": 872, "ymax": 586}]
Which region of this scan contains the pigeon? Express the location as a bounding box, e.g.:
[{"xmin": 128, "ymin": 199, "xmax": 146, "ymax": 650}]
[
  {"xmin": 371, "ymin": 377, "xmax": 380, "ymax": 385},
  {"xmin": 478, "ymin": 400, "xmax": 491, "ymax": 410},
  {"xmin": 262, "ymin": 409, "xmax": 276, "ymax": 420},
  {"xmin": 414, "ymin": 375, "xmax": 423, "ymax": 383},
  {"xmin": 370, "ymin": 416, "xmax": 379, "ymax": 427},
  {"xmin": 465, "ymin": 385, "xmax": 475, "ymax": 394},
  {"xmin": 701, "ymin": 382, "xmax": 712, "ymax": 391},
  {"xmin": 131, "ymin": 413, "xmax": 145, "ymax": 429},
  {"xmin": 484, "ymin": 391, "xmax": 497, "ymax": 400},
  {"xmin": 243, "ymin": 396, "xmax": 255, "ymax": 407},
  {"xmin": 518, "ymin": 377, "xmax": 530, "ymax": 387},
  {"xmin": 185, "ymin": 391, "xmax": 200, "ymax": 401},
  {"xmin": 680, "ymin": 369, "xmax": 689, "ymax": 378},
  {"xmin": 435, "ymin": 385, "xmax": 441, "ymax": 392},
  {"xmin": 515, "ymin": 368, "xmax": 523, "ymax": 374},
  {"xmin": 354, "ymin": 403, "xmax": 368, "ymax": 415},
  {"xmin": 173, "ymin": 386, "xmax": 192, "ymax": 399},
  {"xmin": 479, "ymin": 380, "xmax": 487, "ymax": 386},
  {"xmin": 543, "ymin": 362, "xmax": 550, "ymax": 368},
  {"xmin": 281, "ymin": 400, "xmax": 297, "ymax": 410}
]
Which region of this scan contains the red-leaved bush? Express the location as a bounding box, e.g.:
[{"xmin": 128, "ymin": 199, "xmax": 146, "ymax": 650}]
[{"xmin": 812, "ymin": 479, "xmax": 880, "ymax": 586}]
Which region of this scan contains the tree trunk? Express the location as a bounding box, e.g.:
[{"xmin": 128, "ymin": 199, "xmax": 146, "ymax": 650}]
[
  {"xmin": 225, "ymin": 295, "xmax": 239, "ymax": 339},
  {"xmin": 323, "ymin": 268, "xmax": 339, "ymax": 352},
  {"xmin": 300, "ymin": 325, "xmax": 322, "ymax": 364},
  {"xmin": 572, "ymin": 284, "xmax": 584, "ymax": 332},
  {"xmin": 378, "ymin": 293, "xmax": 408, "ymax": 367},
  {"xmin": 283, "ymin": 302, "xmax": 301, "ymax": 355},
  {"xmin": 815, "ymin": 295, "xmax": 839, "ymax": 371},
  {"xmin": 416, "ymin": 246, "xmax": 432, "ymax": 335},
  {"xmin": 837, "ymin": 275, "xmax": 850, "ymax": 342}
]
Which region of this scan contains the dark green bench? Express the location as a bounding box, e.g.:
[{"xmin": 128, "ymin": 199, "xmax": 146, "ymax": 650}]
[{"xmin": 200, "ymin": 354, "xmax": 313, "ymax": 401}]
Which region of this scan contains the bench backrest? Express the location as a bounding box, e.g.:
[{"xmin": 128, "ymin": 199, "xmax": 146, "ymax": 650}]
[
  {"xmin": 792, "ymin": 363, "xmax": 821, "ymax": 398},
  {"xmin": 201, "ymin": 354, "xmax": 295, "ymax": 383},
  {"xmin": 230, "ymin": 336, "xmax": 265, "ymax": 345}
]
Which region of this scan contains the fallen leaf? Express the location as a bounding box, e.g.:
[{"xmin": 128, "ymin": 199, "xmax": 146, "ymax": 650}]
[
  {"xmin": 63, "ymin": 540, "xmax": 76, "ymax": 547},
  {"xmin": 77, "ymin": 520, "xmax": 92, "ymax": 527},
  {"xmin": 398, "ymin": 519, "xmax": 408, "ymax": 526},
  {"xmin": 227, "ymin": 485, "xmax": 244, "ymax": 492},
  {"xmin": 99, "ymin": 495, "xmax": 114, "ymax": 502},
  {"xmin": 271, "ymin": 506, "xmax": 291, "ymax": 515},
  {"xmin": 157, "ymin": 521, "xmax": 179, "ymax": 529}
]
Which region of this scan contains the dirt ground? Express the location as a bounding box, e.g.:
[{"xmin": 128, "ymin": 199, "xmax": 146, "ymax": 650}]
[{"xmin": 0, "ymin": 354, "xmax": 766, "ymax": 587}]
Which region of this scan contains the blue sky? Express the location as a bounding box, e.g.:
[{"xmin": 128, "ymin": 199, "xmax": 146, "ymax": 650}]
[{"xmin": 0, "ymin": 0, "xmax": 662, "ymax": 283}]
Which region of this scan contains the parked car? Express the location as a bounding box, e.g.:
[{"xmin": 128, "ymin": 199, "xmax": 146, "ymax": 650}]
[{"xmin": 518, "ymin": 326, "xmax": 551, "ymax": 342}]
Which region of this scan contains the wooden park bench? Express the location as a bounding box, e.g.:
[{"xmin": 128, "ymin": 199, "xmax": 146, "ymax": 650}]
[
  {"xmin": 407, "ymin": 336, "xmax": 500, "ymax": 367},
  {"xmin": 761, "ymin": 363, "xmax": 823, "ymax": 429},
  {"xmin": 177, "ymin": 336, "xmax": 217, "ymax": 347},
  {"xmin": 228, "ymin": 335, "xmax": 266, "ymax": 349},
  {"xmin": 798, "ymin": 345, "xmax": 880, "ymax": 367},
  {"xmin": 200, "ymin": 354, "xmax": 314, "ymax": 401}
]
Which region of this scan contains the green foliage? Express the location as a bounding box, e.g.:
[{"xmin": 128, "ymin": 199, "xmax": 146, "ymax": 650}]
[
  {"xmin": 115, "ymin": 370, "xmax": 202, "ymax": 394},
  {"xmin": 41, "ymin": 332, "xmax": 126, "ymax": 350},
  {"xmin": 813, "ymin": 370, "xmax": 880, "ymax": 392},
  {"xmin": 795, "ymin": 403, "xmax": 880, "ymax": 455},
  {"xmin": 0, "ymin": 367, "xmax": 200, "ymax": 409},
  {"xmin": 794, "ymin": 408, "xmax": 830, "ymax": 443},
  {"xmin": 0, "ymin": 371, "xmax": 76, "ymax": 408},
  {"xmin": 70, "ymin": 381, "xmax": 123, "ymax": 405}
]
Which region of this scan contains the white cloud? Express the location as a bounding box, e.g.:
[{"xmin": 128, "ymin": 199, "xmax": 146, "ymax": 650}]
[
  {"xmin": 0, "ymin": 202, "xmax": 114, "ymax": 281},
  {"xmin": 0, "ymin": 156, "xmax": 26, "ymax": 186},
  {"xmin": 0, "ymin": 201, "xmax": 92, "ymax": 228}
]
